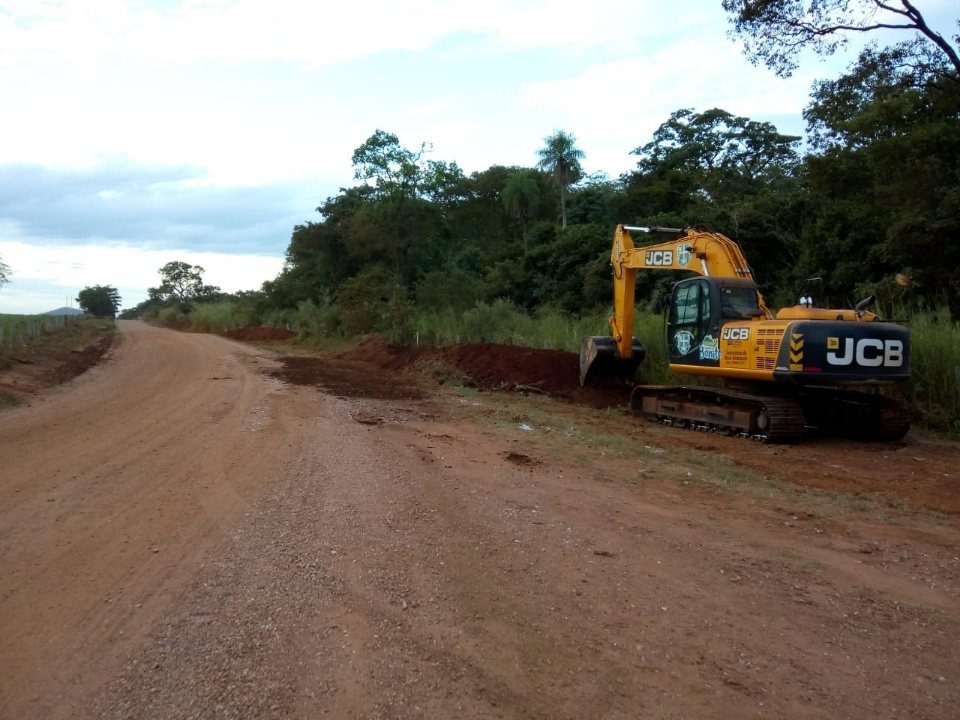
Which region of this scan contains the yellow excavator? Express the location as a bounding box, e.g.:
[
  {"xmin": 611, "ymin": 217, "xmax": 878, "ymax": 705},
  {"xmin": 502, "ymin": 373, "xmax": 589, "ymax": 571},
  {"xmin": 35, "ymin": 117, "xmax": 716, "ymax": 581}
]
[{"xmin": 580, "ymin": 225, "xmax": 911, "ymax": 442}]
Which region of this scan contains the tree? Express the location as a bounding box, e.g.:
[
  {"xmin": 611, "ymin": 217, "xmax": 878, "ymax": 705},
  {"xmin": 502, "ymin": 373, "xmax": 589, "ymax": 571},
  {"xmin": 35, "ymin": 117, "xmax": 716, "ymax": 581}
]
[
  {"xmin": 444, "ymin": 165, "xmax": 530, "ymax": 258},
  {"xmin": 799, "ymin": 44, "xmax": 960, "ymax": 314},
  {"xmin": 723, "ymin": 2, "xmax": 960, "ymax": 315},
  {"xmin": 620, "ymin": 108, "xmax": 804, "ymax": 295},
  {"xmin": 501, "ymin": 170, "xmax": 541, "ymax": 248},
  {"xmin": 352, "ymin": 129, "xmax": 431, "ymax": 201},
  {"xmin": 523, "ymin": 224, "xmax": 610, "ymax": 313},
  {"xmin": 414, "ymin": 267, "xmax": 482, "ymax": 312},
  {"xmin": 348, "ymin": 131, "xmax": 446, "ymax": 277},
  {"xmin": 565, "ymin": 172, "xmax": 618, "ymax": 227},
  {"xmin": 804, "ymin": 39, "xmax": 957, "ymax": 150},
  {"xmin": 0, "ymin": 254, "xmax": 10, "ymax": 293},
  {"xmin": 624, "ymin": 107, "xmax": 800, "ymax": 231},
  {"xmin": 420, "ymin": 159, "xmax": 467, "ymax": 209},
  {"xmin": 286, "ymin": 189, "xmax": 370, "ymax": 300},
  {"xmin": 154, "ymin": 261, "xmax": 220, "ymax": 305},
  {"xmin": 76, "ymin": 285, "xmax": 121, "ymax": 317},
  {"xmin": 723, "ymin": 0, "xmax": 960, "ymax": 78},
  {"xmin": 335, "ymin": 266, "xmax": 410, "ymax": 337},
  {"xmin": 631, "ymin": 108, "xmax": 800, "ymax": 202},
  {"xmin": 536, "ymin": 130, "xmax": 585, "ymax": 229}
]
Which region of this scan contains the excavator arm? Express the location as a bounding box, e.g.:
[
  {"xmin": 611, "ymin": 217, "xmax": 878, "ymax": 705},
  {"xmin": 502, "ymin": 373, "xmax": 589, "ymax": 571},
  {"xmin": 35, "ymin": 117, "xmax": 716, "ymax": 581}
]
[{"xmin": 607, "ymin": 225, "xmax": 772, "ymax": 361}]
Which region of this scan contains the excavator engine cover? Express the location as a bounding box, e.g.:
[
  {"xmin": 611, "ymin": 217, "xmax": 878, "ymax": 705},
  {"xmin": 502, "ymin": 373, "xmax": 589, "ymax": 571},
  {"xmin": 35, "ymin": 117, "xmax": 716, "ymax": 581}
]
[{"xmin": 580, "ymin": 336, "xmax": 645, "ymax": 386}]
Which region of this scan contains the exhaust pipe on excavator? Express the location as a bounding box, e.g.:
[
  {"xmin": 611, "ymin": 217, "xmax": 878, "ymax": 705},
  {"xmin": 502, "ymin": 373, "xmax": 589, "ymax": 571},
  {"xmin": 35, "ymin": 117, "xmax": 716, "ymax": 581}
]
[{"xmin": 579, "ymin": 336, "xmax": 645, "ymax": 386}]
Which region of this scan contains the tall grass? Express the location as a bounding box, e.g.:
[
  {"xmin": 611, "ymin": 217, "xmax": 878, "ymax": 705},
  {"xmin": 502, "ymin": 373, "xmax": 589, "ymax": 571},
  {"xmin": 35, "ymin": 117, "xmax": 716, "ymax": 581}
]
[
  {"xmin": 169, "ymin": 297, "xmax": 959, "ymax": 436},
  {"xmin": 1, "ymin": 313, "xmax": 75, "ymax": 347},
  {"xmin": 156, "ymin": 306, "xmax": 186, "ymax": 327},
  {"xmin": 187, "ymin": 302, "xmax": 259, "ymax": 334},
  {"xmin": 897, "ymin": 309, "xmax": 960, "ymax": 433},
  {"xmin": 411, "ymin": 302, "xmax": 617, "ymax": 350}
]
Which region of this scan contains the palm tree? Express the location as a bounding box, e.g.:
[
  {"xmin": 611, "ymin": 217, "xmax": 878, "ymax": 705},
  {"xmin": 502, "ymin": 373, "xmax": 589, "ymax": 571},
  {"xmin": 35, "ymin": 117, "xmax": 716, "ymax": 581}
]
[
  {"xmin": 501, "ymin": 170, "xmax": 540, "ymax": 249},
  {"xmin": 536, "ymin": 130, "xmax": 585, "ymax": 229}
]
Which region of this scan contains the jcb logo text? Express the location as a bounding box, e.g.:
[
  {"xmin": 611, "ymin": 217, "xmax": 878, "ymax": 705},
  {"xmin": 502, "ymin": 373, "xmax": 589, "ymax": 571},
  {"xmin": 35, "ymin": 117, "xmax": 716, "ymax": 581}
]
[
  {"xmin": 826, "ymin": 338, "xmax": 904, "ymax": 367},
  {"xmin": 722, "ymin": 328, "xmax": 750, "ymax": 341},
  {"xmin": 645, "ymin": 250, "xmax": 673, "ymax": 266}
]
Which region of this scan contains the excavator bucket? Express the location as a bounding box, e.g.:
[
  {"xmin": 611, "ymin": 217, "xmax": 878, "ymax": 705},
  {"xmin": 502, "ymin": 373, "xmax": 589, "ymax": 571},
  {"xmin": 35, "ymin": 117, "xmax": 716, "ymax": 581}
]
[{"xmin": 579, "ymin": 336, "xmax": 645, "ymax": 386}]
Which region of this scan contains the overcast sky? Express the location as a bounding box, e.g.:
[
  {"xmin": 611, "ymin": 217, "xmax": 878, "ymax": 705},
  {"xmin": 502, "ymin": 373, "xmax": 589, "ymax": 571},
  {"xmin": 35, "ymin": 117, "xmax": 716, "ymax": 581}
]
[{"xmin": 1, "ymin": 0, "xmax": 956, "ymax": 314}]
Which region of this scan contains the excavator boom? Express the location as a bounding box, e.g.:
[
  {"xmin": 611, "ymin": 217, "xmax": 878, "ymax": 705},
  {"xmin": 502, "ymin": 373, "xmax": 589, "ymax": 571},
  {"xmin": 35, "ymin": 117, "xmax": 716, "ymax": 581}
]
[{"xmin": 604, "ymin": 225, "xmax": 772, "ymax": 364}]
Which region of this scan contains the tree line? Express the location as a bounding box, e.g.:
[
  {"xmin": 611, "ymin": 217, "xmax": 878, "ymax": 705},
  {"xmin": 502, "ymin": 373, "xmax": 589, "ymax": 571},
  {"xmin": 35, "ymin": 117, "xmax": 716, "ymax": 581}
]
[{"xmin": 105, "ymin": 1, "xmax": 954, "ymax": 327}]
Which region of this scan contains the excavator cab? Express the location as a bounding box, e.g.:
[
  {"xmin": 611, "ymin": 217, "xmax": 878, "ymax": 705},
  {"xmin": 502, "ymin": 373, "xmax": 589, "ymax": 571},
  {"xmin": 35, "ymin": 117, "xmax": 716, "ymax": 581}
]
[{"xmin": 667, "ymin": 277, "xmax": 763, "ymax": 365}]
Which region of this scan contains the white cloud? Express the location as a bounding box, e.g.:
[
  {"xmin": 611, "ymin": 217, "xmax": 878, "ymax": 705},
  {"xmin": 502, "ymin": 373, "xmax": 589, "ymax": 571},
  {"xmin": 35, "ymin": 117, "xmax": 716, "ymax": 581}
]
[
  {"xmin": 0, "ymin": 161, "xmax": 314, "ymax": 253},
  {"xmin": 0, "ymin": 0, "xmax": 841, "ymax": 181},
  {"xmin": 3, "ymin": 0, "xmax": 947, "ymax": 314},
  {"xmin": 1, "ymin": 0, "xmax": 717, "ymax": 76},
  {"xmin": 0, "ymin": 239, "xmax": 284, "ymax": 314},
  {"xmin": 516, "ymin": 36, "xmax": 824, "ymax": 176}
]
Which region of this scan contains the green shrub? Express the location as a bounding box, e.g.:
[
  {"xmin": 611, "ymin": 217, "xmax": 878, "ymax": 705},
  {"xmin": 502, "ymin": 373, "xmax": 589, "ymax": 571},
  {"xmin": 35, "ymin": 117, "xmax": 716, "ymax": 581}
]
[
  {"xmin": 461, "ymin": 299, "xmax": 522, "ymax": 344},
  {"xmin": 415, "ymin": 268, "xmax": 481, "ymax": 312},
  {"xmin": 412, "ymin": 307, "xmax": 462, "ymax": 346},
  {"xmin": 156, "ymin": 306, "xmax": 187, "ymax": 328},
  {"xmin": 336, "ymin": 267, "xmax": 407, "ymax": 336},
  {"xmin": 384, "ymin": 292, "xmax": 415, "ymax": 343},
  {"xmin": 292, "ymin": 299, "xmax": 340, "ymax": 338},
  {"xmin": 188, "ymin": 302, "xmax": 256, "ymax": 333},
  {"xmin": 898, "ymin": 309, "xmax": 960, "ymax": 433}
]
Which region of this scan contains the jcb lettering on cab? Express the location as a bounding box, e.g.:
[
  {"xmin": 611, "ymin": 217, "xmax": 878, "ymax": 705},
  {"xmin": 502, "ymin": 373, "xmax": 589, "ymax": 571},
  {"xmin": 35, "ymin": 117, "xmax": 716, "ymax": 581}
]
[
  {"xmin": 722, "ymin": 327, "xmax": 750, "ymax": 341},
  {"xmin": 826, "ymin": 338, "xmax": 904, "ymax": 367}
]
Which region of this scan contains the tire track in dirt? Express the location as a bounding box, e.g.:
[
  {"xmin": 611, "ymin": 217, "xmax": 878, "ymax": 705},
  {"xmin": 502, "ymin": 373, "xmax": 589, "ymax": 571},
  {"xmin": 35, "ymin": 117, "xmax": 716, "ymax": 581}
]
[{"xmin": 0, "ymin": 322, "xmax": 293, "ymax": 719}]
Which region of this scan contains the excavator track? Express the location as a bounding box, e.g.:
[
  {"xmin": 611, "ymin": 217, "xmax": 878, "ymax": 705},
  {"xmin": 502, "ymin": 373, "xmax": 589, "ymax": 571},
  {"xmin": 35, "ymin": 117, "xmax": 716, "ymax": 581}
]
[
  {"xmin": 796, "ymin": 388, "xmax": 911, "ymax": 441},
  {"xmin": 630, "ymin": 386, "xmax": 807, "ymax": 443}
]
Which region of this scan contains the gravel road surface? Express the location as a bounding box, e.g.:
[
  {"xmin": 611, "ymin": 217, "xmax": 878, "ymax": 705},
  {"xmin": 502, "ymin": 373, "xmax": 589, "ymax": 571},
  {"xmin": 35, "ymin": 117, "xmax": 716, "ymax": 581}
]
[{"xmin": 1, "ymin": 320, "xmax": 958, "ymax": 719}]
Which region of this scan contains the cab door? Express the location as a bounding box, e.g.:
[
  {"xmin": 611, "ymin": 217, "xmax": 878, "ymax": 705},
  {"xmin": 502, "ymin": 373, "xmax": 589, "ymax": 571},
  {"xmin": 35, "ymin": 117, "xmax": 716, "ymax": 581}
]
[{"xmin": 667, "ymin": 278, "xmax": 719, "ymax": 366}]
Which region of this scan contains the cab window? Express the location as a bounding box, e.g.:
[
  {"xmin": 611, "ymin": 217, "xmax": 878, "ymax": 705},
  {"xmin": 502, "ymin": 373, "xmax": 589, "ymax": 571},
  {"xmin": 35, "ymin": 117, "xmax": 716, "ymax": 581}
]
[{"xmin": 719, "ymin": 286, "xmax": 760, "ymax": 319}]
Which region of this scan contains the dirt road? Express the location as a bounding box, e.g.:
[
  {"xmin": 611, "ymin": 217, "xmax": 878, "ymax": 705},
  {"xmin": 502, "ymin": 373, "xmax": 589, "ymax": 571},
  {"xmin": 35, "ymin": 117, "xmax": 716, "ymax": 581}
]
[{"xmin": 1, "ymin": 321, "xmax": 958, "ymax": 719}]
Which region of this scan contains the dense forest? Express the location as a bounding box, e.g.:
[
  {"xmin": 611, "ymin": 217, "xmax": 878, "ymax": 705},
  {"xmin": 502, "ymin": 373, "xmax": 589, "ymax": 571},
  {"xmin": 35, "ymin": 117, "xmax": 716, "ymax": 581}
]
[
  {"xmin": 112, "ymin": 4, "xmax": 956, "ymax": 327},
  {"xmin": 112, "ymin": 3, "xmax": 960, "ymax": 431},
  {"xmin": 125, "ymin": 2, "xmax": 958, "ymax": 329}
]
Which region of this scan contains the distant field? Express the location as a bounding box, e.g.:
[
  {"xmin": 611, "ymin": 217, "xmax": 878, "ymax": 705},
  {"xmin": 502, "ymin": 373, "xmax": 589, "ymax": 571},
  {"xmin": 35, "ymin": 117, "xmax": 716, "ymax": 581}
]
[
  {"xmin": 1, "ymin": 313, "xmax": 76, "ymax": 348},
  {"xmin": 0, "ymin": 314, "xmax": 33, "ymax": 338}
]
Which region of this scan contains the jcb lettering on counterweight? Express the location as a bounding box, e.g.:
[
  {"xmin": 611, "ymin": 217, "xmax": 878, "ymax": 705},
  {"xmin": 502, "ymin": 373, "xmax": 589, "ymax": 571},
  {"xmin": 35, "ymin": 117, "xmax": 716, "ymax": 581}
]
[
  {"xmin": 826, "ymin": 338, "xmax": 904, "ymax": 367},
  {"xmin": 645, "ymin": 250, "xmax": 673, "ymax": 266}
]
